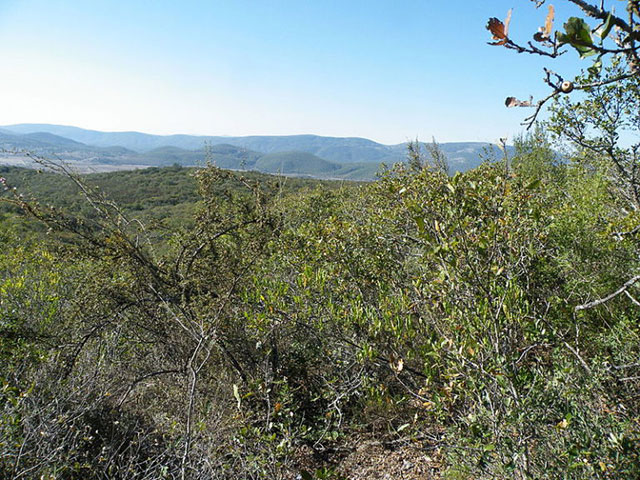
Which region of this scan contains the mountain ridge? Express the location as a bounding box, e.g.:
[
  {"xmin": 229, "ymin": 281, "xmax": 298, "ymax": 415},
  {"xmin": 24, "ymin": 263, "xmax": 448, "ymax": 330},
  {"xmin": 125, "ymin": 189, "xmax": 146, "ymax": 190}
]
[{"xmin": 0, "ymin": 123, "xmax": 512, "ymax": 179}]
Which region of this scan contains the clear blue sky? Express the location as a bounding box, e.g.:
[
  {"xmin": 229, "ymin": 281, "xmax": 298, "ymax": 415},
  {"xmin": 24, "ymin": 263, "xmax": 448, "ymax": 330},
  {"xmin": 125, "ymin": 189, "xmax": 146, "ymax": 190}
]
[{"xmin": 0, "ymin": 0, "xmax": 586, "ymax": 144}]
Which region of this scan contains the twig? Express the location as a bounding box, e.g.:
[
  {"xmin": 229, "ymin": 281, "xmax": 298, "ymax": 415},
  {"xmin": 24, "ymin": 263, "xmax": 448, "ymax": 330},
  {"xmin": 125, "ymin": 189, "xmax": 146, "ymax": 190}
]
[
  {"xmin": 624, "ymin": 290, "xmax": 640, "ymax": 307},
  {"xmin": 117, "ymin": 369, "xmax": 183, "ymax": 407},
  {"xmin": 612, "ymin": 224, "xmax": 640, "ymax": 239},
  {"xmin": 611, "ymin": 361, "xmax": 640, "ymax": 370},
  {"xmin": 563, "ymin": 340, "xmax": 593, "ymax": 374},
  {"xmin": 575, "ymin": 275, "xmax": 640, "ymax": 311},
  {"xmin": 577, "ymin": 72, "xmax": 638, "ymax": 90}
]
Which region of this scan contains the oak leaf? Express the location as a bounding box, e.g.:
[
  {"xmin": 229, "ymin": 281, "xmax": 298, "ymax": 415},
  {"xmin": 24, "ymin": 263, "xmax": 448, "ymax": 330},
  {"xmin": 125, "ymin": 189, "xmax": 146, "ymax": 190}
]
[{"xmin": 487, "ymin": 9, "xmax": 512, "ymax": 46}]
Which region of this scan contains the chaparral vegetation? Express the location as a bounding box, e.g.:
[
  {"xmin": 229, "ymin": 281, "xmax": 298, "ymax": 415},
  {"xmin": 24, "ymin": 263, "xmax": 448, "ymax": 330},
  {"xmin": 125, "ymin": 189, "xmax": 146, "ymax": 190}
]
[{"xmin": 1, "ymin": 1, "xmax": 640, "ymax": 479}]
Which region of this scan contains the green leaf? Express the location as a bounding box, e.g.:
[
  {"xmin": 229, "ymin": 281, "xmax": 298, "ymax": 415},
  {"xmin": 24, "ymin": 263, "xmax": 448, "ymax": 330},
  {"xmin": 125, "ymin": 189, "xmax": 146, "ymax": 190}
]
[
  {"xmin": 588, "ymin": 56, "xmax": 603, "ymax": 75},
  {"xmin": 600, "ymin": 12, "xmax": 614, "ymax": 40},
  {"xmin": 396, "ymin": 423, "xmax": 411, "ymax": 432},
  {"xmin": 233, "ymin": 384, "xmax": 241, "ymax": 410},
  {"xmin": 300, "ymin": 471, "xmax": 314, "ymax": 480},
  {"xmin": 558, "ymin": 17, "xmax": 595, "ymax": 58},
  {"xmin": 576, "ymin": 46, "xmax": 597, "ymax": 58},
  {"xmin": 526, "ymin": 179, "xmax": 541, "ymax": 190}
]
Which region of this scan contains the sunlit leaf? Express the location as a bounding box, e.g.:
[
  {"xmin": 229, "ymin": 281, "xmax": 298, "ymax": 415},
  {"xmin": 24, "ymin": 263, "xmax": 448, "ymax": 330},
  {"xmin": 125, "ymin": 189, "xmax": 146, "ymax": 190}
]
[
  {"xmin": 487, "ymin": 10, "xmax": 511, "ymax": 46},
  {"xmin": 233, "ymin": 384, "xmax": 241, "ymax": 410},
  {"xmin": 557, "ymin": 17, "xmax": 595, "ymax": 57},
  {"xmin": 600, "ymin": 11, "xmax": 614, "ymax": 40},
  {"xmin": 505, "ymin": 96, "xmax": 533, "ymax": 107},
  {"xmin": 544, "ymin": 5, "xmax": 554, "ymax": 37},
  {"xmin": 588, "ymin": 56, "xmax": 603, "ymax": 75},
  {"xmin": 397, "ymin": 423, "xmax": 410, "ymax": 432},
  {"xmin": 504, "ymin": 9, "xmax": 512, "ymax": 37},
  {"xmin": 526, "ymin": 179, "xmax": 541, "ymax": 189}
]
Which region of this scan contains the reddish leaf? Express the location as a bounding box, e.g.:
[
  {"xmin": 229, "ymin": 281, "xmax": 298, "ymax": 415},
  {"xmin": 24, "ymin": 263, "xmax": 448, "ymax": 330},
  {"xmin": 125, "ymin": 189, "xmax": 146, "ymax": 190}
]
[{"xmin": 487, "ymin": 9, "xmax": 512, "ymax": 46}]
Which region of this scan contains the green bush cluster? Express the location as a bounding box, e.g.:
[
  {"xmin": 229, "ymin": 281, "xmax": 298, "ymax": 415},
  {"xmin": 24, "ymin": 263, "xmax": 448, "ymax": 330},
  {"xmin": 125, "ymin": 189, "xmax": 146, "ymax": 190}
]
[{"xmin": 1, "ymin": 135, "xmax": 639, "ymax": 478}]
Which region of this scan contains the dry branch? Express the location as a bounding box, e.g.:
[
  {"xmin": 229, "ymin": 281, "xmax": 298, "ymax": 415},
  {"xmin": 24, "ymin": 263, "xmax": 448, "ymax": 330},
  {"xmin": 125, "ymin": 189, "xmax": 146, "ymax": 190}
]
[{"xmin": 575, "ymin": 274, "xmax": 640, "ymax": 311}]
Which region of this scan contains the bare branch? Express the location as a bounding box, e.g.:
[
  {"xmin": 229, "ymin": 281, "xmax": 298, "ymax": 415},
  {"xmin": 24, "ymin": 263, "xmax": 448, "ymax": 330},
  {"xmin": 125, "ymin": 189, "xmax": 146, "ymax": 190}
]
[
  {"xmin": 563, "ymin": 340, "xmax": 593, "ymax": 374},
  {"xmin": 611, "ymin": 224, "xmax": 640, "ymax": 239},
  {"xmin": 624, "ymin": 290, "xmax": 640, "ymax": 306},
  {"xmin": 575, "ymin": 274, "xmax": 640, "ymax": 311}
]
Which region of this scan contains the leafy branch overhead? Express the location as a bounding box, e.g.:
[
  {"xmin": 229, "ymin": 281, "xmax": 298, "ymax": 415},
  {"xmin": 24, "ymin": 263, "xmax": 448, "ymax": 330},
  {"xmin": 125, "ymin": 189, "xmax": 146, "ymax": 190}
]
[{"xmin": 486, "ymin": 0, "xmax": 640, "ymax": 128}]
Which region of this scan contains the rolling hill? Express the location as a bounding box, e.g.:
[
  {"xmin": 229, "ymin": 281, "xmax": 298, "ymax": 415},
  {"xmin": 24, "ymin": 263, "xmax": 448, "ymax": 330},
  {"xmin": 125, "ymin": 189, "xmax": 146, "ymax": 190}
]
[
  {"xmin": 1, "ymin": 123, "xmax": 513, "ymax": 179},
  {"xmin": 254, "ymin": 151, "xmax": 339, "ymax": 175}
]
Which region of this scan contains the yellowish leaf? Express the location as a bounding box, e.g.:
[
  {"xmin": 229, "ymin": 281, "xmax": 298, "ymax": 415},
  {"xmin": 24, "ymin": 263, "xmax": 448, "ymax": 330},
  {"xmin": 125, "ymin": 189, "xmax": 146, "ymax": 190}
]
[{"xmin": 544, "ymin": 5, "xmax": 554, "ymax": 37}]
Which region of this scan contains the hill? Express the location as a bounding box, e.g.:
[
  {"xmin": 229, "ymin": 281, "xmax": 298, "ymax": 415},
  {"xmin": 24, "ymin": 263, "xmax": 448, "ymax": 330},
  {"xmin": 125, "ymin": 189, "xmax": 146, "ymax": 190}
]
[
  {"xmin": 3, "ymin": 142, "xmax": 638, "ymax": 479},
  {"xmin": 1, "ymin": 124, "xmax": 401, "ymax": 162},
  {"xmin": 254, "ymin": 151, "xmax": 339, "ymax": 175},
  {"xmin": 0, "ymin": 164, "xmax": 350, "ymax": 233},
  {"xmin": 1, "ymin": 124, "xmax": 512, "ymax": 175}
]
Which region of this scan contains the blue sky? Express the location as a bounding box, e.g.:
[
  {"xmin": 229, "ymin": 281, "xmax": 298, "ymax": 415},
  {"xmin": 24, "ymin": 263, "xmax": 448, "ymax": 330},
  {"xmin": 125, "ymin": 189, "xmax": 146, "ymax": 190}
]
[{"xmin": 0, "ymin": 0, "xmax": 587, "ymax": 144}]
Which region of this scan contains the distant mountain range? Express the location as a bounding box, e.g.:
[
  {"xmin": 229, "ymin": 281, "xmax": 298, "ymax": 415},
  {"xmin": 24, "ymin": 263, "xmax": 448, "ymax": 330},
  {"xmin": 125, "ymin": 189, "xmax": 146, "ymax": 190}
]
[{"xmin": 0, "ymin": 124, "xmax": 511, "ymax": 180}]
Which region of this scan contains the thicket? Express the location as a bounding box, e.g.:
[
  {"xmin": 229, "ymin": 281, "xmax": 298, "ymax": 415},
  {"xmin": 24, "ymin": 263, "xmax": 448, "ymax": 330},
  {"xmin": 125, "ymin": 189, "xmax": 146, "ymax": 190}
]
[
  {"xmin": 1, "ymin": 124, "xmax": 638, "ymax": 479},
  {"xmin": 2, "ymin": 1, "xmax": 640, "ymax": 478}
]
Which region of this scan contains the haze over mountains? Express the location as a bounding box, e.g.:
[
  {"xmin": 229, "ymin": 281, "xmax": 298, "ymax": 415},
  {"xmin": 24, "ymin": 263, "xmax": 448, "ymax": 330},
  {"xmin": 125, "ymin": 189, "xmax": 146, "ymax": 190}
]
[{"xmin": 0, "ymin": 124, "xmax": 510, "ymax": 179}]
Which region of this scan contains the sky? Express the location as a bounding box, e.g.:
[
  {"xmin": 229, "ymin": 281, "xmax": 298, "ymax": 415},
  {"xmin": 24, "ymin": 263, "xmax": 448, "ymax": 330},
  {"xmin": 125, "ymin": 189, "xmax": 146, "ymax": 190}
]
[{"xmin": 0, "ymin": 0, "xmax": 588, "ymax": 145}]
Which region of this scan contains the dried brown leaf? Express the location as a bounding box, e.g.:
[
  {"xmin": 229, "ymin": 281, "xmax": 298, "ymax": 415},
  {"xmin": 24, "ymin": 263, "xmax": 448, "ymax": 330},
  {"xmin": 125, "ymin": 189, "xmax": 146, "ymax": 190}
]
[
  {"xmin": 488, "ymin": 17, "xmax": 507, "ymax": 42},
  {"xmin": 505, "ymin": 96, "xmax": 533, "ymax": 107},
  {"xmin": 543, "ymin": 5, "xmax": 554, "ymax": 37},
  {"xmin": 487, "ymin": 10, "xmax": 512, "ymax": 45}
]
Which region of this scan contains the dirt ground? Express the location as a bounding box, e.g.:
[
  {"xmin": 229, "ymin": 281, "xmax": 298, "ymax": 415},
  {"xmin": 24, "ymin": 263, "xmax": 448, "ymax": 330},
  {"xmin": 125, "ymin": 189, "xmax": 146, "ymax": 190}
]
[
  {"xmin": 338, "ymin": 440, "xmax": 441, "ymax": 480},
  {"xmin": 292, "ymin": 435, "xmax": 442, "ymax": 480}
]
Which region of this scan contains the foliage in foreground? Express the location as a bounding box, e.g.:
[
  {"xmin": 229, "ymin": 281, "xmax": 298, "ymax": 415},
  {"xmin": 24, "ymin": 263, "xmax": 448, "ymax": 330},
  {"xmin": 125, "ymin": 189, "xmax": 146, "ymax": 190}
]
[{"xmin": 0, "ymin": 137, "xmax": 639, "ymax": 479}]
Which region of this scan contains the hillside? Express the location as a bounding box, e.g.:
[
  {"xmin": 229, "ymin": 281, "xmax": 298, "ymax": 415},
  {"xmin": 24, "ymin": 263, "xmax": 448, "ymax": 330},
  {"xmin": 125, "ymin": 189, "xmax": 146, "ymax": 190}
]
[
  {"xmin": 0, "ymin": 131, "xmax": 86, "ymax": 151},
  {"xmin": 0, "ymin": 164, "xmax": 356, "ymax": 234},
  {"xmin": 3, "ymin": 139, "xmax": 640, "ymax": 479},
  {"xmin": 254, "ymin": 151, "xmax": 339, "ymax": 175},
  {"xmin": 1, "ymin": 124, "xmax": 404, "ymax": 162},
  {"xmin": 1, "ymin": 124, "xmax": 512, "ymax": 178}
]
